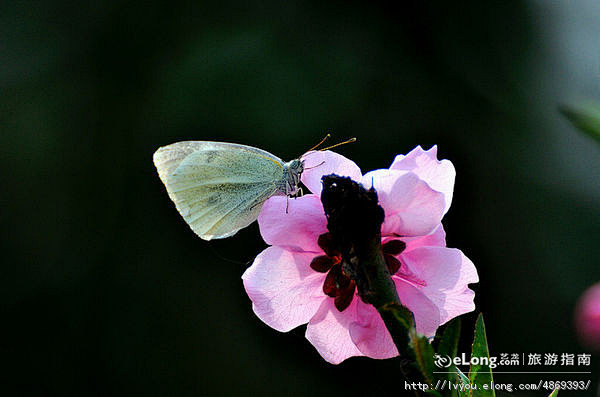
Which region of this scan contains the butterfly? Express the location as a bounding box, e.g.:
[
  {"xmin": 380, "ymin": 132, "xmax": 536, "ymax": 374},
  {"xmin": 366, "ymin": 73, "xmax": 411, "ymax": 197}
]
[{"xmin": 153, "ymin": 135, "xmax": 354, "ymax": 240}]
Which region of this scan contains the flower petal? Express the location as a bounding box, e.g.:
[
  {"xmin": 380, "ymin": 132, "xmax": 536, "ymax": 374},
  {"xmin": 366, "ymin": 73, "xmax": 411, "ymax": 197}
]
[
  {"xmin": 396, "ymin": 224, "xmax": 447, "ymax": 252},
  {"xmin": 258, "ymin": 195, "xmax": 327, "ymax": 253},
  {"xmin": 393, "ymin": 277, "xmax": 441, "ymax": 336},
  {"xmin": 400, "ymin": 247, "xmax": 478, "ymax": 325},
  {"xmin": 349, "ymin": 300, "xmax": 398, "ymax": 359},
  {"xmin": 242, "ymin": 246, "xmax": 326, "ymax": 332},
  {"xmin": 301, "ymin": 150, "xmax": 362, "ymax": 196},
  {"xmin": 362, "ymin": 170, "xmax": 446, "ymax": 237},
  {"xmin": 305, "ymin": 299, "xmax": 364, "ymax": 364},
  {"xmin": 390, "ymin": 145, "xmax": 456, "ymax": 215}
]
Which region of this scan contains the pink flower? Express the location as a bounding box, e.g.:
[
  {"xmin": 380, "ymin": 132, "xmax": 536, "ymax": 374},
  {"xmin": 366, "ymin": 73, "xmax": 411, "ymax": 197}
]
[
  {"xmin": 242, "ymin": 146, "xmax": 478, "ymax": 364},
  {"xmin": 575, "ymin": 283, "xmax": 600, "ymax": 350}
]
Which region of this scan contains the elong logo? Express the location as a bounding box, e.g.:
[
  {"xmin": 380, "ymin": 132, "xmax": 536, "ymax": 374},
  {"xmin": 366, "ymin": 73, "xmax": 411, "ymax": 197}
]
[{"xmin": 434, "ymin": 353, "xmax": 498, "ymax": 369}]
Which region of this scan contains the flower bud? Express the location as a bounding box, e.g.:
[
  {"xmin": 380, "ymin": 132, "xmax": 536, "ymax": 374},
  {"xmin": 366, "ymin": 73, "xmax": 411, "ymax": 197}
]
[{"xmin": 575, "ymin": 283, "xmax": 600, "ymax": 350}]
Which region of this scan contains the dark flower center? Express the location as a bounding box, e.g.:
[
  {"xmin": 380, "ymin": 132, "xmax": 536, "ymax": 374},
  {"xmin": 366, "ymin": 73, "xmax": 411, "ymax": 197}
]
[{"xmin": 309, "ymin": 233, "xmax": 406, "ymax": 312}]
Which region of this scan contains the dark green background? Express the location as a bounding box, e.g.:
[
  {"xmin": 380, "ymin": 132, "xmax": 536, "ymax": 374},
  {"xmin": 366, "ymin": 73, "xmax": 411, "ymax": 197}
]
[{"xmin": 3, "ymin": 1, "xmax": 599, "ymax": 396}]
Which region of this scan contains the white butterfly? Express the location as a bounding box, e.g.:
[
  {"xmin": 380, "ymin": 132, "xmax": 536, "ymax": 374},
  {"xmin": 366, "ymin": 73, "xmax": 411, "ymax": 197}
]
[{"xmin": 153, "ymin": 137, "xmax": 354, "ymax": 240}]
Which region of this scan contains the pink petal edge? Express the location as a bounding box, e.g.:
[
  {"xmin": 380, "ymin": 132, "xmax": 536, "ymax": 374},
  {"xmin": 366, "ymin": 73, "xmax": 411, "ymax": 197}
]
[
  {"xmin": 400, "ymin": 247, "xmax": 478, "ymax": 325},
  {"xmin": 242, "ymin": 246, "xmax": 326, "ymax": 332},
  {"xmin": 361, "ymin": 171, "xmax": 446, "ymax": 237},
  {"xmin": 390, "ymin": 145, "xmax": 456, "ymax": 215},
  {"xmin": 393, "ymin": 277, "xmax": 442, "ymax": 337},
  {"xmin": 305, "ymin": 299, "xmax": 364, "ymax": 364}
]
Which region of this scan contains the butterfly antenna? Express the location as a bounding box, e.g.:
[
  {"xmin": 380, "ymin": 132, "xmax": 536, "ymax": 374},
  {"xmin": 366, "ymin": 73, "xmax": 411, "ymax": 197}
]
[
  {"xmin": 319, "ymin": 137, "xmax": 356, "ymax": 151},
  {"xmin": 306, "ymin": 134, "xmax": 331, "ymax": 152},
  {"xmin": 301, "ymin": 135, "xmax": 356, "ymax": 159}
]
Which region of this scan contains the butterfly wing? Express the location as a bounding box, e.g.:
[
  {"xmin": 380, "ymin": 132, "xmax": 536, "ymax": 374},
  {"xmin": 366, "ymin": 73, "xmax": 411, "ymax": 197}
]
[{"xmin": 153, "ymin": 141, "xmax": 285, "ymax": 240}]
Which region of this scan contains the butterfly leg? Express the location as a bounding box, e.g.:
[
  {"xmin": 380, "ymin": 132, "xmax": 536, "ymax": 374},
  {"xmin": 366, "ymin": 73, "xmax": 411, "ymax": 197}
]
[{"xmin": 286, "ymin": 187, "xmax": 302, "ymax": 214}]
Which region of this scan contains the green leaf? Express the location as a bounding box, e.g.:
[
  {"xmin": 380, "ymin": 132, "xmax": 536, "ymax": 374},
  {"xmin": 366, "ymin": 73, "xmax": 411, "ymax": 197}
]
[
  {"xmin": 438, "ymin": 318, "xmax": 461, "ymax": 365},
  {"xmin": 410, "ymin": 330, "xmax": 437, "ymax": 387},
  {"xmin": 452, "ymin": 366, "xmax": 470, "ymax": 397},
  {"xmin": 468, "ymin": 314, "xmax": 495, "ymax": 397},
  {"xmin": 436, "ymin": 319, "xmax": 462, "ymax": 397},
  {"xmin": 380, "ymin": 303, "xmax": 432, "ymax": 390},
  {"xmin": 438, "ymin": 317, "xmax": 461, "ymax": 368},
  {"xmin": 547, "ymin": 389, "xmax": 559, "ymax": 397},
  {"xmin": 379, "ymin": 302, "xmax": 414, "ymax": 357},
  {"xmin": 559, "ymin": 102, "xmax": 600, "ymax": 144},
  {"xmin": 455, "ymin": 367, "xmax": 470, "ymax": 385},
  {"xmin": 382, "ymin": 301, "xmax": 414, "ymax": 329}
]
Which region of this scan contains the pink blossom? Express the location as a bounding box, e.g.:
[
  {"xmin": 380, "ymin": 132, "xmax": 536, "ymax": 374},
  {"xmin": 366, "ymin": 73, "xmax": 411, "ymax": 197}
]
[
  {"xmin": 242, "ymin": 146, "xmax": 478, "ymax": 364},
  {"xmin": 575, "ymin": 283, "xmax": 600, "ymax": 350}
]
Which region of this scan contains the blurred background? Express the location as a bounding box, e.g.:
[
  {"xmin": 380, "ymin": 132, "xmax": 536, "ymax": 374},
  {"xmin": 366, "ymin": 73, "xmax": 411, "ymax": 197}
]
[{"xmin": 2, "ymin": 1, "xmax": 599, "ymax": 396}]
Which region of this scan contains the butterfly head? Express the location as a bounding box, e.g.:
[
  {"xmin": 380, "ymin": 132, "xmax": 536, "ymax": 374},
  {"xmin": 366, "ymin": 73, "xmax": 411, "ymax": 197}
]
[
  {"xmin": 281, "ymin": 158, "xmax": 305, "ymax": 196},
  {"xmin": 280, "ymin": 135, "xmax": 356, "ymax": 197}
]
